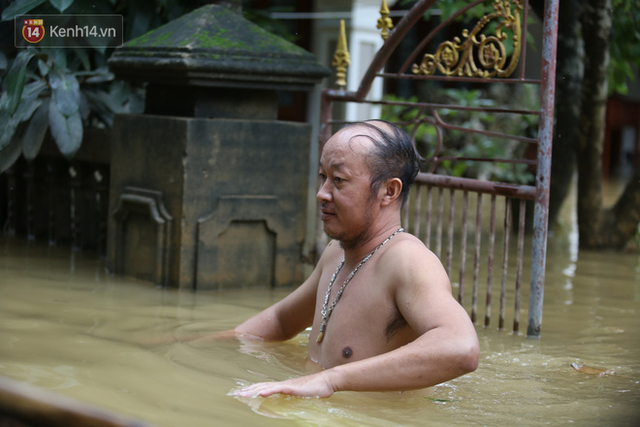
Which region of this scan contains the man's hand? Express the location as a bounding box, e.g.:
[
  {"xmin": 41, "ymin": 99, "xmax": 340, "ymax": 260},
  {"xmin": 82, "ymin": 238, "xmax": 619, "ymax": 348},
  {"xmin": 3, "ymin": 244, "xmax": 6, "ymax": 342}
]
[{"xmin": 234, "ymin": 371, "xmax": 336, "ymax": 398}]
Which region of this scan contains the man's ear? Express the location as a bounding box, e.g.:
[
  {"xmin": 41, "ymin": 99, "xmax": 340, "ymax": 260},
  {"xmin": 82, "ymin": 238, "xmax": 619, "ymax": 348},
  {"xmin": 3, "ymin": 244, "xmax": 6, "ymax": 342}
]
[{"xmin": 380, "ymin": 178, "xmax": 403, "ymax": 207}]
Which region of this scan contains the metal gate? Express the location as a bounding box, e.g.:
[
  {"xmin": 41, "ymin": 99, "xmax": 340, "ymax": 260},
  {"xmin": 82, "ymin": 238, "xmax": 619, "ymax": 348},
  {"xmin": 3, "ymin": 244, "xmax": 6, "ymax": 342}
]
[{"xmin": 317, "ymin": 0, "xmax": 558, "ymax": 337}]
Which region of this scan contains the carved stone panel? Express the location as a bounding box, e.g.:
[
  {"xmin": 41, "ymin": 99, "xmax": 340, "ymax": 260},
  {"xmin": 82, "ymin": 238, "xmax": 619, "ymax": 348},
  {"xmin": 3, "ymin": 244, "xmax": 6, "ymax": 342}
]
[{"xmin": 110, "ymin": 187, "xmax": 172, "ymax": 286}]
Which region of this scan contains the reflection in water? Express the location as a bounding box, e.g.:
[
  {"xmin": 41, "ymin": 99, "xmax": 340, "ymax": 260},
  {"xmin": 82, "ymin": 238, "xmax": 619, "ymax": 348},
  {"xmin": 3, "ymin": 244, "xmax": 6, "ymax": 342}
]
[{"xmin": 0, "ymin": 227, "xmax": 639, "ymax": 426}]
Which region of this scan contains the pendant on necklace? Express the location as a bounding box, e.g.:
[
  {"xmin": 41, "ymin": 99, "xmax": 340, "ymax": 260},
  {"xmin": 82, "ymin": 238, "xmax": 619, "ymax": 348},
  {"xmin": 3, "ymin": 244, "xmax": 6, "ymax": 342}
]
[{"xmin": 316, "ymin": 323, "xmax": 326, "ymax": 343}]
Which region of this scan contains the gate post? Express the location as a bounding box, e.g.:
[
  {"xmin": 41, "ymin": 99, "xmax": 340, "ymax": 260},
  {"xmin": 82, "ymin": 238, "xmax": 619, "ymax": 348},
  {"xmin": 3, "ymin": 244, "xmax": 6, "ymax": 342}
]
[
  {"xmin": 107, "ymin": 4, "xmax": 328, "ymax": 290},
  {"xmin": 527, "ymin": 0, "xmax": 559, "ymax": 337}
]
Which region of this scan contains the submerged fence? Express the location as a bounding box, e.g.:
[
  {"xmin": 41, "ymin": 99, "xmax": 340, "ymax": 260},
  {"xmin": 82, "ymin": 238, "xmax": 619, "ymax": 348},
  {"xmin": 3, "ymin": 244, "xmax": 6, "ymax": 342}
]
[{"xmin": 1, "ymin": 131, "xmax": 110, "ymax": 256}]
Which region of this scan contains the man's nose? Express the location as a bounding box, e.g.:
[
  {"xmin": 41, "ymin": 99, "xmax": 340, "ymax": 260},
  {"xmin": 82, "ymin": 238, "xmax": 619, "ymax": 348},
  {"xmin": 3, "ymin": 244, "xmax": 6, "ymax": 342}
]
[{"xmin": 317, "ymin": 180, "xmax": 331, "ymax": 203}]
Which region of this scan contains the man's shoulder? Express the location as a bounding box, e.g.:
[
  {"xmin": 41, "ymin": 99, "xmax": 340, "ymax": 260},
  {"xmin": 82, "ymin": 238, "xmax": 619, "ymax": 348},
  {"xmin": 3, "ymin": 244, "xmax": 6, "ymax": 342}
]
[
  {"xmin": 378, "ymin": 233, "xmax": 449, "ymax": 285},
  {"xmin": 386, "ymin": 232, "xmax": 438, "ymax": 261}
]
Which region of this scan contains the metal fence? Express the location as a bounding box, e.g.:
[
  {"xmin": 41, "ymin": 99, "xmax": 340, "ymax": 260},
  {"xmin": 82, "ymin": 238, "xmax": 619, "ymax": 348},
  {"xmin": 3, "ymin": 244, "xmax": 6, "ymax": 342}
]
[
  {"xmin": 318, "ymin": 0, "xmax": 559, "ymax": 337},
  {"xmin": 1, "ymin": 131, "xmax": 110, "ymax": 256}
]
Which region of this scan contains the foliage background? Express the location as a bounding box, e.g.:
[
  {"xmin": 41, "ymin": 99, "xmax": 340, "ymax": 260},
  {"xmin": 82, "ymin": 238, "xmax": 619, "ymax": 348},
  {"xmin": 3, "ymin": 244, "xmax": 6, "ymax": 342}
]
[{"xmin": 0, "ymin": 0, "xmax": 207, "ymax": 173}]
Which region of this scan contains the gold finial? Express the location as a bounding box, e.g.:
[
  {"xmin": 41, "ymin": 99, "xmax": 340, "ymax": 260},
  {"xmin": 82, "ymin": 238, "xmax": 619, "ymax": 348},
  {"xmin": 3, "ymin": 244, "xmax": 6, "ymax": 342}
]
[
  {"xmin": 332, "ymin": 19, "xmax": 350, "ymax": 89},
  {"xmin": 377, "ymin": 0, "xmax": 393, "ymax": 40}
]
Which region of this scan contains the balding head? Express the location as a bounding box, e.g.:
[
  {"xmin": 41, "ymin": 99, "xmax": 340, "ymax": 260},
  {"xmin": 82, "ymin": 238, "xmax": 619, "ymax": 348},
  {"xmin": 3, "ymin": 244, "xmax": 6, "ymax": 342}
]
[{"xmin": 340, "ymin": 120, "xmax": 421, "ymax": 206}]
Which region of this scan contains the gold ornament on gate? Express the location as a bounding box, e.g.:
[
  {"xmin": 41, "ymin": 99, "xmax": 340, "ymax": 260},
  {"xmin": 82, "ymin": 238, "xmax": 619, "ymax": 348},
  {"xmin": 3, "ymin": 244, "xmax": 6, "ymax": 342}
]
[{"xmin": 412, "ymin": 0, "xmax": 523, "ymax": 78}]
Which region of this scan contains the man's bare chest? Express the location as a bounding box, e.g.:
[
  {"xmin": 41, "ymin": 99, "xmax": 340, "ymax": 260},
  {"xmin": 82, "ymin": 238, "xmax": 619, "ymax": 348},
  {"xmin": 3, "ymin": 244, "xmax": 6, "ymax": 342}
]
[{"xmin": 309, "ymin": 267, "xmax": 412, "ymax": 367}]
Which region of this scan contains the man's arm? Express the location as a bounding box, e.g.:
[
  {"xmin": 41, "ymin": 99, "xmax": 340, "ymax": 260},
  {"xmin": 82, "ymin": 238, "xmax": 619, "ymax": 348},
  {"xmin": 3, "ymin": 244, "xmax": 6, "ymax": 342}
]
[
  {"xmin": 233, "ymin": 241, "xmax": 339, "ymax": 341},
  {"xmin": 235, "ymin": 238, "xmax": 479, "ymax": 397},
  {"xmin": 171, "ymin": 241, "xmax": 335, "ymax": 345},
  {"xmin": 233, "ymin": 272, "xmax": 318, "ymax": 341},
  {"xmin": 148, "ymin": 284, "xmax": 317, "ymax": 345}
]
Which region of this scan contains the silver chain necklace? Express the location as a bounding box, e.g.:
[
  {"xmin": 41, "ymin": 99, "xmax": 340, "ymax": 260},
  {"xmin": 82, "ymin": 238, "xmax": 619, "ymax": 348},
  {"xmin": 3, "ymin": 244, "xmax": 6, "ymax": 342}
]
[{"xmin": 316, "ymin": 228, "xmax": 404, "ymax": 343}]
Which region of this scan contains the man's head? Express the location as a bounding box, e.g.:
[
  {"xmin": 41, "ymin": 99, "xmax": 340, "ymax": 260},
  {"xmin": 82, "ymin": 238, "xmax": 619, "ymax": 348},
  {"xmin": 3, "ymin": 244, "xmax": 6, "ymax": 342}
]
[
  {"xmin": 341, "ymin": 120, "xmax": 421, "ymax": 206},
  {"xmin": 317, "ymin": 120, "xmax": 421, "ymax": 247}
]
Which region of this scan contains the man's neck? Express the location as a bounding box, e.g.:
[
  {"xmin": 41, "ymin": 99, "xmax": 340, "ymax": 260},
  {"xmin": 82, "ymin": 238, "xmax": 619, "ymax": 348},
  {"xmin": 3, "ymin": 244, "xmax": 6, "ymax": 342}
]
[{"xmin": 340, "ymin": 222, "xmax": 403, "ymax": 267}]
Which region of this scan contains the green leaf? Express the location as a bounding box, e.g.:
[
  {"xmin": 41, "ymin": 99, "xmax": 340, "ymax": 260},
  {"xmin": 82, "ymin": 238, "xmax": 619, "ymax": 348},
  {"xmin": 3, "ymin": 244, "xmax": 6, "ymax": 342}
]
[
  {"xmin": 50, "ymin": 49, "xmax": 68, "ymax": 72},
  {"xmin": 452, "ymin": 162, "xmax": 467, "ymax": 177},
  {"xmin": 125, "ymin": 0, "xmax": 155, "ymax": 40},
  {"xmin": 37, "ymin": 58, "xmax": 50, "ymax": 77},
  {"xmin": 49, "ymin": 0, "xmax": 74, "ymax": 12},
  {"xmin": 78, "ymin": 91, "xmax": 90, "ymax": 120},
  {"xmin": 21, "ymin": 79, "xmax": 47, "ymax": 99},
  {"xmin": 22, "ymin": 102, "xmax": 49, "ymax": 160},
  {"xmin": 1, "ymin": 0, "xmax": 47, "ymax": 21},
  {"xmin": 14, "ymin": 89, "xmax": 43, "ymax": 123},
  {"xmin": 72, "ymin": 47, "xmax": 91, "ymax": 71},
  {"xmin": 84, "ymin": 87, "xmax": 120, "ymax": 112},
  {"xmin": 50, "ymin": 69, "xmax": 80, "ymax": 116},
  {"xmin": 0, "ymin": 122, "xmax": 27, "ymax": 173},
  {"xmin": 48, "ymin": 98, "xmax": 83, "ymax": 158},
  {"xmin": 0, "ymin": 110, "xmax": 22, "ymax": 151},
  {"xmin": 82, "ymin": 89, "xmax": 115, "ymax": 126},
  {"xmin": 0, "ymin": 81, "xmax": 44, "ymax": 149},
  {"xmin": 4, "ymin": 50, "xmax": 36, "ymax": 116},
  {"xmin": 81, "ymin": 67, "xmax": 114, "ymax": 84},
  {"xmin": 426, "ymin": 397, "xmax": 453, "ymax": 403},
  {"xmin": 0, "ymin": 91, "xmax": 40, "ymax": 166}
]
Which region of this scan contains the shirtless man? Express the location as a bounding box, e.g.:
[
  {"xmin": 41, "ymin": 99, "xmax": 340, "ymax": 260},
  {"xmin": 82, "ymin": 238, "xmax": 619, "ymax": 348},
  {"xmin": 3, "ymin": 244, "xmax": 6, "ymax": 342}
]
[{"xmin": 234, "ymin": 120, "xmax": 479, "ymax": 398}]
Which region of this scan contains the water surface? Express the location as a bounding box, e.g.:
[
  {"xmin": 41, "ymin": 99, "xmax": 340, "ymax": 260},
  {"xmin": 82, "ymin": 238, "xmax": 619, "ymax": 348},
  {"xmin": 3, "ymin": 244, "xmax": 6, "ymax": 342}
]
[{"xmin": 0, "ymin": 229, "xmax": 639, "ymax": 426}]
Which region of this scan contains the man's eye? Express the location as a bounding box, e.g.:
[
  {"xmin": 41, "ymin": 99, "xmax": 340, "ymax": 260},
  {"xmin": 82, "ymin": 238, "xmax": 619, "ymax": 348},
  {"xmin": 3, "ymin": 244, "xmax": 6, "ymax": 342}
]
[
  {"xmin": 334, "ymin": 177, "xmax": 344, "ymax": 184},
  {"xmin": 319, "ymin": 173, "xmax": 326, "ymax": 182}
]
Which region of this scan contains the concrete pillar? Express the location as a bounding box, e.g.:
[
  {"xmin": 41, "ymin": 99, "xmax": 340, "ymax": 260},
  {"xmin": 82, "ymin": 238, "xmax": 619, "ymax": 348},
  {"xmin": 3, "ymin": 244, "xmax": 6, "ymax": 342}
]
[{"xmin": 107, "ymin": 4, "xmax": 328, "ymax": 290}]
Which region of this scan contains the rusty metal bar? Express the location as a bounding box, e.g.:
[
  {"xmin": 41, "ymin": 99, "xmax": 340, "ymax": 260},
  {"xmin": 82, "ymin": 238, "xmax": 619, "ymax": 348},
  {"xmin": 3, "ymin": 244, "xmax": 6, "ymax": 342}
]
[
  {"xmin": 433, "ymin": 110, "xmax": 539, "ymax": 144},
  {"xmin": 519, "ymin": 0, "xmax": 530, "ymax": 80},
  {"xmin": 514, "ymin": 199, "xmax": 526, "ymax": 333},
  {"xmin": 413, "ymin": 184, "xmax": 422, "ymax": 237},
  {"xmin": 471, "ymin": 193, "xmax": 482, "ymax": 323},
  {"xmin": 403, "ymin": 191, "xmax": 410, "ymax": 229},
  {"xmin": 414, "ymin": 173, "xmax": 536, "ymax": 200},
  {"xmin": 485, "ymin": 194, "xmax": 497, "ymax": 328},
  {"xmin": 527, "ymin": 0, "xmax": 559, "ymax": 338},
  {"xmin": 325, "ymin": 98, "xmax": 540, "ymax": 117},
  {"xmin": 319, "ymin": 91, "xmax": 335, "ymax": 145},
  {"xmin": 446, "ymin": 189, "xmax": 455, "ymax": 278},
  {"xmin": 436, "ymin": 187, "xmax": 444, "ymax": 258},
  {"xmin": 424, "ymin": 185, "xmax": 433, "ymax": 248},
  {"xmin": 458, "ymin": 191, "xmax": 469, "ymax": 304},
  {"xmin": 499, "ymin": 197, "xmax": 511, "ymax": 331},
  {"xmin": 434, "ymin": 156, "xmax": 537, "ymax": 166},
  {"xmin": 376, "ymin": 73, "xmax": 541, "ymax": 85}
]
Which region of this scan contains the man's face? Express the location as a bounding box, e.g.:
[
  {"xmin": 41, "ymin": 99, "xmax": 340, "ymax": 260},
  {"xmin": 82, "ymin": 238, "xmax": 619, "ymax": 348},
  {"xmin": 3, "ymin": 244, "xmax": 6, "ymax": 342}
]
[{"xmin": 317, "ymin": 127, "xmax": 379, "ymax": 248}]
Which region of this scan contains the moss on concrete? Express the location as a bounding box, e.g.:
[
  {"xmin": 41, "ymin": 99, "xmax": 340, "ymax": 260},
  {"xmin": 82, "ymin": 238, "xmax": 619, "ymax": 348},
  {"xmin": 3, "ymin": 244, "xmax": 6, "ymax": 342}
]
[{"xmin": 123, "ymin": 5, "xmax": 307, "ymax": 56}]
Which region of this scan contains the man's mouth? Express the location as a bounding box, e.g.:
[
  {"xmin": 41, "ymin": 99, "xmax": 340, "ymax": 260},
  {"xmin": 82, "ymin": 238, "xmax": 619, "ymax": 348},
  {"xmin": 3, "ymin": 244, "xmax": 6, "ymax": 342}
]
[{"xmin": 320, "ymin": 206, "xmax": 335, "ymax": 220}]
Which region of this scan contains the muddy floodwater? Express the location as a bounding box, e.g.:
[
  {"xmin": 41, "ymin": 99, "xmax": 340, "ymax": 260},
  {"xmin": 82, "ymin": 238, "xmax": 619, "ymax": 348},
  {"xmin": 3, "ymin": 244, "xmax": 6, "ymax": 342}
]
[{"xmin": 1, "ymin": 221, "xmax": 639, "ymax": 426}]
